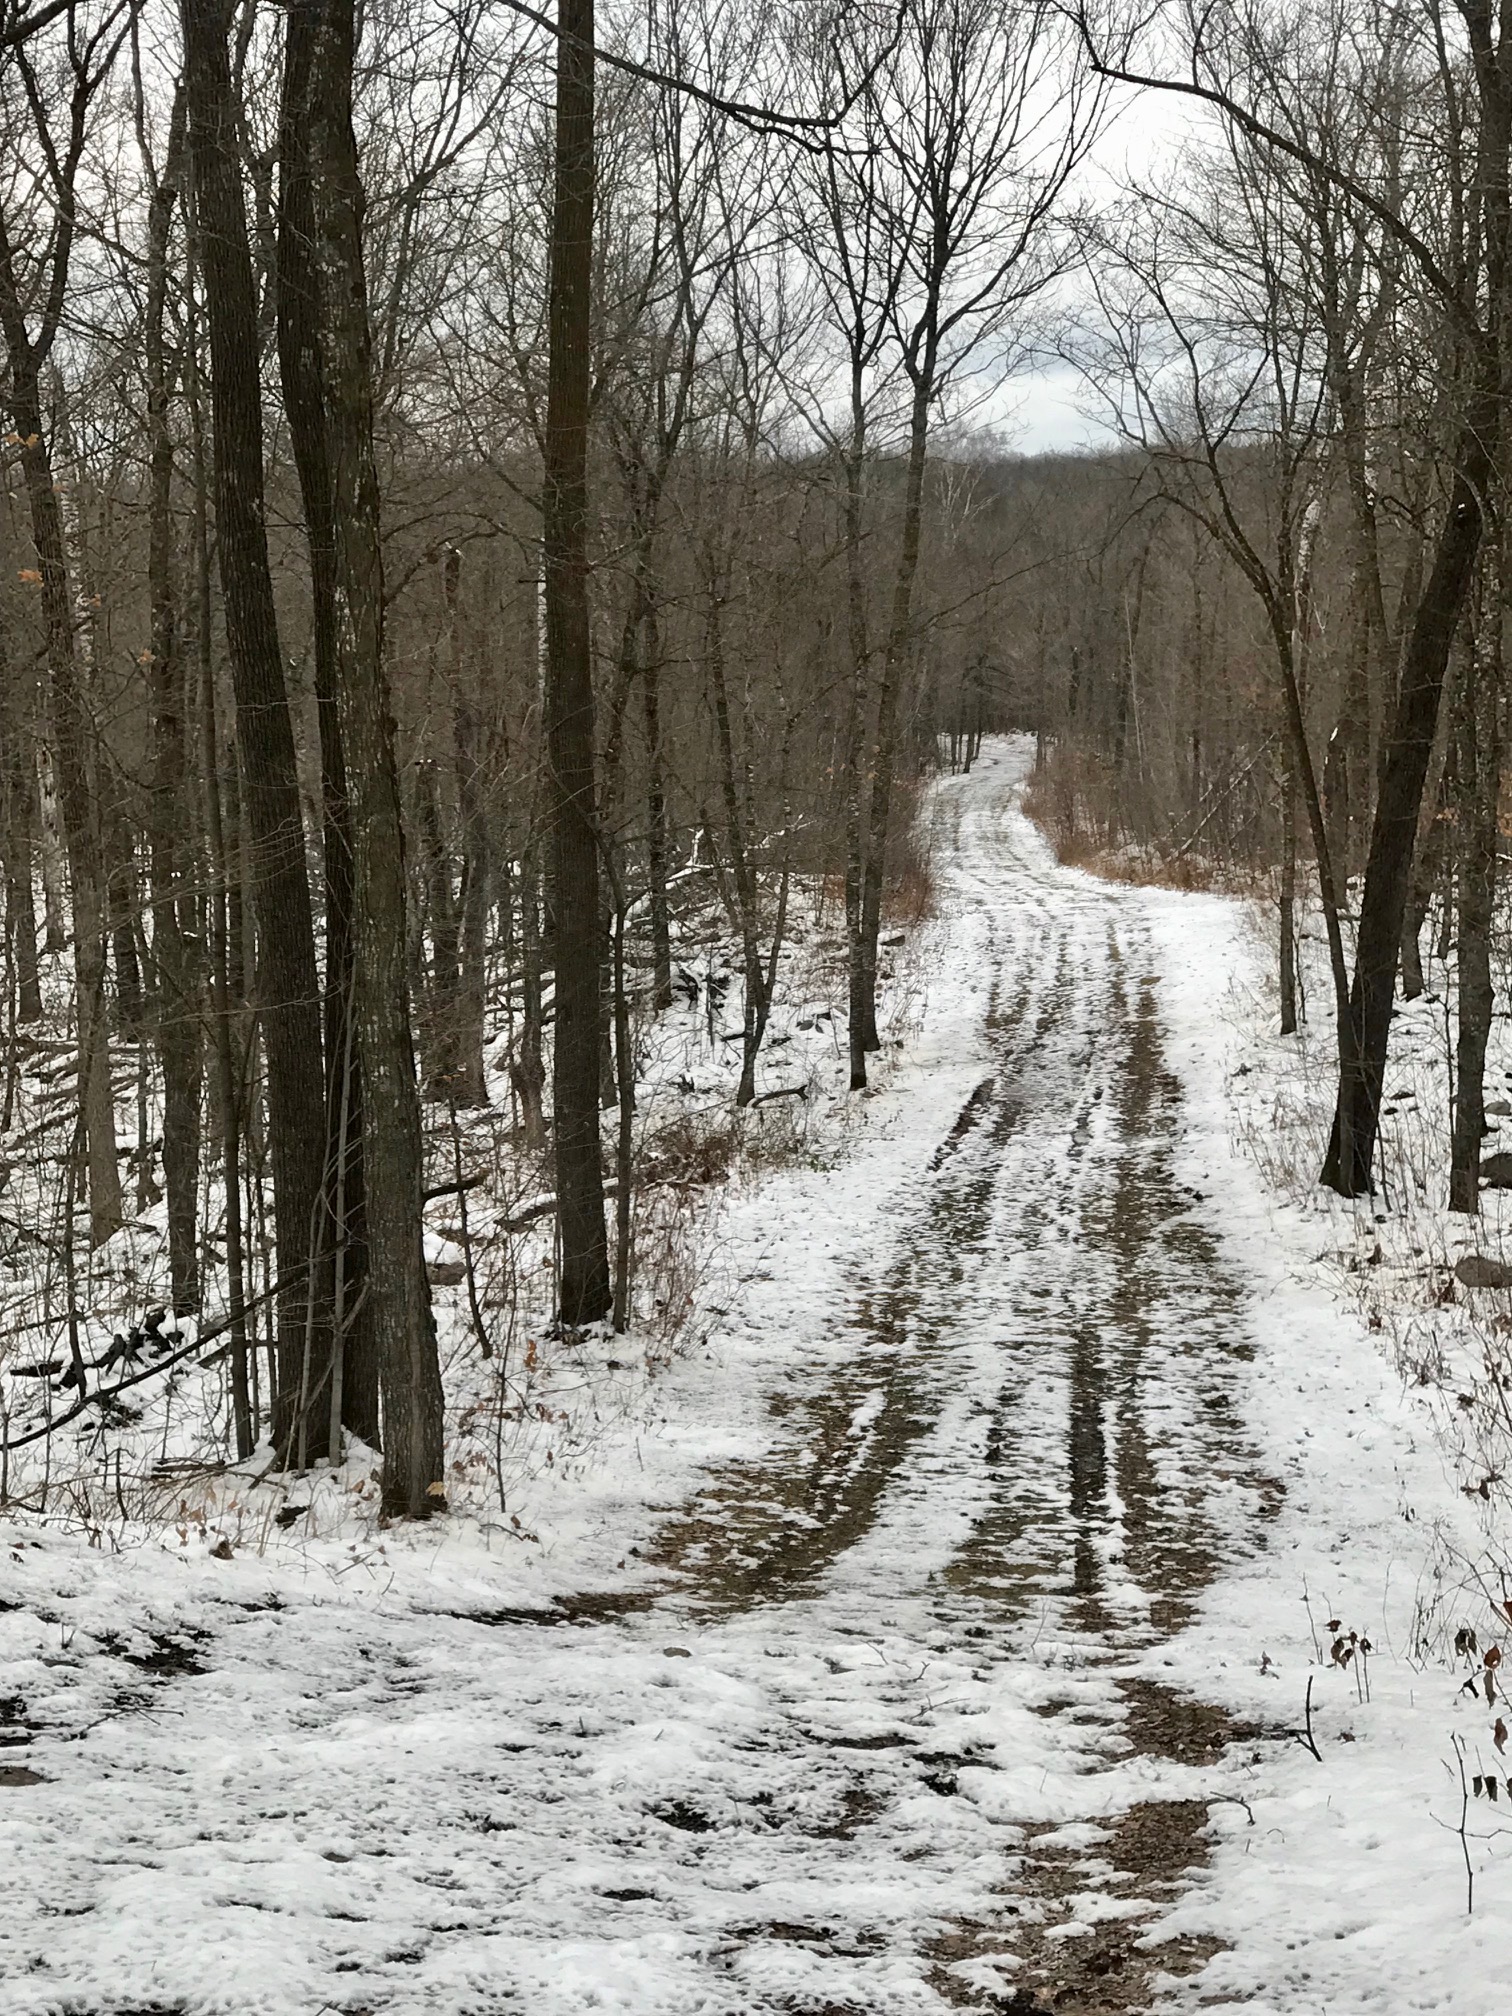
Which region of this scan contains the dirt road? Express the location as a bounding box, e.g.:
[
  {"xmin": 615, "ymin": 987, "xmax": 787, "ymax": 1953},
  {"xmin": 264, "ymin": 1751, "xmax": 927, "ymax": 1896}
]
[{"xmin": 1, "ymin": 752, "xmax": 1287, "ymax": 2016}]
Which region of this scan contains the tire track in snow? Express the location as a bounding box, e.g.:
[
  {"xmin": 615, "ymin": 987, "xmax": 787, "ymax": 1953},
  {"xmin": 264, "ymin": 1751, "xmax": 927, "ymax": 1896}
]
[
  {"xmin": 0, "ymin": 747, "xmax": 1291, "ymax": 2016},
  {"xmin": 638, "ymin": 755, "xmax": 1287, "ymax": 2012}
]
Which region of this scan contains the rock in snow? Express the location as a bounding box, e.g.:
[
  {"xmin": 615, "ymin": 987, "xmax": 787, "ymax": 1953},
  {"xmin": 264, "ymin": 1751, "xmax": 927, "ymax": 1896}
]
[{"xmin": 1455, "ymin": 1253, "xmax": 1512, "ymax": 1289}]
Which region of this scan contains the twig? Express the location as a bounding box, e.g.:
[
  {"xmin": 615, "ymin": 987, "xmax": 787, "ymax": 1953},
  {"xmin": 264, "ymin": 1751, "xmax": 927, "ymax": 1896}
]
[
  {"xmin": 1454, "ymin": 1734, "xmax": 1475, "ymax": 1915},
  {"xmin": 1293, "ymin": 1673, "xmax": 1322, "ymax": 1761},
  {"xmin": 421, "ymin": 1171, "xmax": 487, "ymax": 1204}
]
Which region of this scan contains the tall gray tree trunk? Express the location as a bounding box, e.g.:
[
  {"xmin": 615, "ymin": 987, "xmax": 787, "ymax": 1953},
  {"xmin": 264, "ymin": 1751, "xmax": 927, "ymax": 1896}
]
[
  {"xmin": 181, "ymin": 0, "xmax": 330, "ymax": 1455},
  {"xmin": 544, "ymin": 0, "xmax": 610, "ymax": 1324},
  {"xmin": 1451, "ymin": 567, "xmax": 1502, "ymax": 1213},
  {"xmin": 286, "ymin": 0, "xmax": 446, "ymax": 1510}
]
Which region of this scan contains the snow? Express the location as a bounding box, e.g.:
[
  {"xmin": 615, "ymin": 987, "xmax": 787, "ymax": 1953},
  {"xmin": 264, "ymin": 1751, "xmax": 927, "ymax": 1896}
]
[{"xmin": 2, "ymin": 738, "xmax": 1510, "ymax": 2012}]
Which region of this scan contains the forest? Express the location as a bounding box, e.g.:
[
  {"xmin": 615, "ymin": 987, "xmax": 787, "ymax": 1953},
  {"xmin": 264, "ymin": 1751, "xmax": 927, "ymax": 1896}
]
[
  {"xmin": 0, "ymin": 0, "xmax": 1080, "ymax": 1519},
  {"xmin": 4, "ymin": 0, "xmax": 1512, "ymax": 2007}
]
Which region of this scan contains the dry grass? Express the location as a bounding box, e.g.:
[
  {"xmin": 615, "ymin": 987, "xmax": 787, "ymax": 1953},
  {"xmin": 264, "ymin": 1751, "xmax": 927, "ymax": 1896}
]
[
  {"xmin": 888, "ymin": 854, "xmax": 938, "ymax": 925},
  {"xmin": 885, "ymin": 780, "xmax": 939, "ymax": 925},
  {"xmin": 630, "ymin": 1181, "xmax": 713, "ymax": 1354},
  {"xmin": 813, "ymin": 785, "xmax": 939, "ymax": 930}
]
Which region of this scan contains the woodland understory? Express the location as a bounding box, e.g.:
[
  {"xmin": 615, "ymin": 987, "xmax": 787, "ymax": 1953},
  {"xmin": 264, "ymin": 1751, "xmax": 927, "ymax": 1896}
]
[
  {"xmin": 0, "ymin": 0, "xmax": 1046, "ymax": 1526},
  {"xmin": 0, "ymin": 844, "xmax": 938, "ymax": 1541}
]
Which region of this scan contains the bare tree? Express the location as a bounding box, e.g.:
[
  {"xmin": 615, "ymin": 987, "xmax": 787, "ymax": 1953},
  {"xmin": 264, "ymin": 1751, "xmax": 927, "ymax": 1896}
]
[
  {"xmin": 280, "ymin": 0, "xmax": 446, "ymax": 1507},
  {"xmin": 0, "ymin": 1, "xmax": 127, "ymax": 1247},
  {"xmin": 1078, "ymin": 130, "xmax": 1350, "ymax": 1044},
  {"xmin": 181, "ymin": 0, "xmax": 331, "ymax": 1456},
  {"xmin": 1079, "ymin": 0, "xmax": 1512, "ymax": 1198},
  {"xmin": 808, "ymin": 0, "xmax": 1100, "ymax": 1086},
  {"xmin": 545, "ymin": 0, "xmax": 611, "ymax": 1324}
]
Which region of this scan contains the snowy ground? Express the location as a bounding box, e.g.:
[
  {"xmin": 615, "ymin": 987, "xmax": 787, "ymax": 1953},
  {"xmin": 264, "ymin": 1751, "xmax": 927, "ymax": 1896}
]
[{"xmin": 2, "ymin": 741, "xmax": 1509, "ymax": 2014}]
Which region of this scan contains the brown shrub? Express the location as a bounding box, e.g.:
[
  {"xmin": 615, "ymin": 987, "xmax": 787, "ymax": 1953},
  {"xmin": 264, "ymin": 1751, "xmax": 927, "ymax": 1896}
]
[
  {"xmin": 1023, "ymin": 747, "xmax": 1256, "ymax": 897},
  {"xmin": 884, "ymin": 778, "xmax": 938, "ymax": 925},
  {"xmin": 641, "ymin": 1107, "xmax": 739, "ymax": 1188}
]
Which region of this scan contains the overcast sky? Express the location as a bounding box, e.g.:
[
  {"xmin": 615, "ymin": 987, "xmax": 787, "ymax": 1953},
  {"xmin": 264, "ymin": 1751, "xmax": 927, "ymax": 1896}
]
[{"xmin": 991, "ymin": 79, "xmax": 1208, "ymax": 458}]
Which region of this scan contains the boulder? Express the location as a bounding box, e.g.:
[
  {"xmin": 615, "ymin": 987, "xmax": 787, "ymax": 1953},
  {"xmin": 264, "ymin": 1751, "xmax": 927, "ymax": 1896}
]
[
  {"xmin": 1480, "ymin": 1152, "xmax": 1512, "ymax": 1188},
  {"xmin": 427, "ymin": 1257, "xmax": 468, "ymax": 1287},
  {"xmin": 1455, "ymin": 1254, "xmax": 1512, "ymax": 1290}
]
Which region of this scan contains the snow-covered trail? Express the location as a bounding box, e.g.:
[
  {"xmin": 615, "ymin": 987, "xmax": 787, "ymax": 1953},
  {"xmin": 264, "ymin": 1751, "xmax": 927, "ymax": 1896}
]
[
  {"xmin": 653, "ymin": 774, "xmax": 1274, "ymax": 1645},
  {"xmin": 0, "ymin": 746, "xmax": 1398, "ymax": 2015}
]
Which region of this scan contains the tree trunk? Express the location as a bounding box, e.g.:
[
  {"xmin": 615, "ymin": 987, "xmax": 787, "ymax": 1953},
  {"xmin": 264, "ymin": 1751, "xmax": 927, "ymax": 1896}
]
[
  {"xmin": 1279, "ymin": 763, "xmax": 1297, "ymax": 1036},
  {"xmin": 840, "ymin": 418, "xmax": 871, "ymax": 1092},
  {"xmin": 705, "ymin": 583, "xmax": 768, "ymax": 1108},
  {"xmin": 275, "ymin": 0, "xmax": 379, "ymax": 1450},
  {"xmin": 1451, "ymin": 576, "xmax": 1502, "ymax": 1213},
  {"xmin": 1322, "ymin": 404, "xmax": 1497, "ymax": 1194},
  {"xmin": 186, "ymin": 268, "xmax": 253, "ymax": 1455},
  {"xmin": 0, "ymin": 619, "xmax": 42, "ymax": 1026},
  {"xmin": 544, "ymin": 0, "xmax": 610, "ymax": 1325},
  {"xmin": 105, "ymin": 811, "xmax": 145, "ymax": 1041},
  {"xmin": 643, "ymin": 603, "xmax": 673, "ymax": 1016},
  {"xmin": 513, "ymin": 835, "xmax": 548, "ymax": 1156},
  {"xmin": 855, "ymin": 373, "xmax": 933, "ymax": 1068},
  {"xmin": 449, "ymin": 550, "xmax": 488, "ymax": 1108},
  {"xmin": 453, "ymin": 717, "xmax": 490, "ymax": 1110},
  {"xmin": 182, "ymin": 0, "xmax": 330, "ymax": 1454},
  {"xmin": 417, "ymin": 760, "xmax": 462, "ymax": 1093},
  {"xmin": 1321, "ymin": 0, "xmax": 1509, "ymax": 1196},
  {"xmin": 0, "ymin": 243, "xmax": 123, "ymax": 1249},
  {"xmin": 143, "ymin": 92, "xmax": 202, "ymax": 1312},
  {"xmin": 1335, "ymin": 369, "xmax": 1391, "ymax": 878},
  {"xmin": 286, "ymin": 0, "xmax": 445, "ymax": 1509},
  {"xmin": 35, "ymin": 745, "xmax": 66, "ymax": 957}
]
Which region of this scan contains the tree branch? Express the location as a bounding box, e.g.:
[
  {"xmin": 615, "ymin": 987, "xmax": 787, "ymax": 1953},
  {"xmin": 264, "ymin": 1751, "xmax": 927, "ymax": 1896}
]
[{"xmin": 1072, "ymin": 9, "xmax": 1472, "ymax": 327}]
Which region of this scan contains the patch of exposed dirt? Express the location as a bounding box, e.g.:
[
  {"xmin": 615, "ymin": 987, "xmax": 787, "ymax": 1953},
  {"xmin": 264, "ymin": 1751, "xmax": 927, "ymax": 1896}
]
[
  {"xmin": 0, "ymin": 1690, "xmax": 38, "ymax": 1749},
  {"xmin": 929, "ymin": 1681, "xmax": 1256, "ymax": 2011},
  {"xmin": 929, "ymin": 1790, "xmax": 1225, "ymax": 2012},
  {"xmin": 96, "ymin": 1627, "xmax": 209, "ymax": 1678},
  {"xmin": 1115, "ymin": 1677, "xmax": 1268, "ymax": 1767},
  {"xmin": 646, "ymin": 1339, "xmax": 939, "ymax": 1609},
  {"xmin": 443, "ymin": 1588, "xmax": 657, "ymax": 1628}
]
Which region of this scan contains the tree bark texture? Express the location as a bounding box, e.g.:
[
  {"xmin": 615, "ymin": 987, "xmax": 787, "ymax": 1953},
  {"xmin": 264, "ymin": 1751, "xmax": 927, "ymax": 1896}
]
[
  {"xmin": 284, "ymin": 0, "xmax": 445, "ymax": 1509},
  {"xmin": 544, "ymin": 0, "xmax": 611, "ymax": 1325},
  {"xmin": 181, "ymin": 0, "xmax": 329, "ymax": 1452}
]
